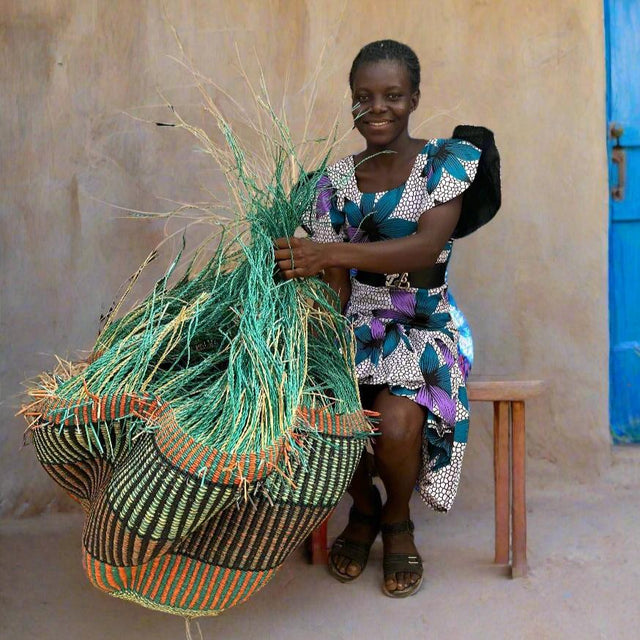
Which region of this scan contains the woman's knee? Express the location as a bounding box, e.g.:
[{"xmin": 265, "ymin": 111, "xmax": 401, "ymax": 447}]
[
  {"xmin": 375, "ymin": 409, "xmax": 423, "ymax": 451},
  {"xmin": 373, "ymin": 417, "xmax": 422, "ymax": 477},
  {"xmin": 369, "ymin": 390, "xmax": 425, "ymax": 453}
]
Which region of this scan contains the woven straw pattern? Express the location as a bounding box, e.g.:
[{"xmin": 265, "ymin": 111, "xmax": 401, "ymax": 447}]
[{"xmin": 32, "ymin": 405, "xmax": 368, "ymax": 616}]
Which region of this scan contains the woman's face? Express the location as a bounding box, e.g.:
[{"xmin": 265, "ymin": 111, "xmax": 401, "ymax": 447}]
[{"xmin": 351, "ymin": 59, "xmax": 420, "ymax": 149}]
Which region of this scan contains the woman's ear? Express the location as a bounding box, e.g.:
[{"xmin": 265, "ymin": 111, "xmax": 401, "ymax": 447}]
[{"xmin": 410, "ymin": 89, "xmax": 421, "ymax": 112}]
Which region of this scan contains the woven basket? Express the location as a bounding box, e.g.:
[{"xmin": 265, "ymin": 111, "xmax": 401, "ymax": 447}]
[
  {"xmin": 31, "ymin": 391, "xmax": 290, "ymax": 564},
  {"xmin": 30, "ymin": 399, "xmax": 370, "ymax": 616}
]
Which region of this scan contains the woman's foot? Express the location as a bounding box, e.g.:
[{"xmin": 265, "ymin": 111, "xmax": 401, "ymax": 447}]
[
  {"xmin": 328, "ymin": 486, "xmax": 382, "ymax": 582},
  {"xmin": 381, "ymin": 519, "xmax": 423, "ymax": 597}
]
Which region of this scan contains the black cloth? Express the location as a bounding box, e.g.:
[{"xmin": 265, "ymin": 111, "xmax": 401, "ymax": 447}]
[{"xmin": 451, "ymin": 125, "xmax": 501, "ymax": 239}]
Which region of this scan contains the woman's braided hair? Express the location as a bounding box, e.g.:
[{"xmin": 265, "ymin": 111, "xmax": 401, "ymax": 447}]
[{"xmin": 349, "ymin": 40, "xmax": 421, "ymax": 92}]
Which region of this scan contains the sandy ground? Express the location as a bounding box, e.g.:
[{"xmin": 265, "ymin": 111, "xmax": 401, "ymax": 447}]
[{"xmin": 2, "ymin": 451, "xmax": 639, "ymax": 640}]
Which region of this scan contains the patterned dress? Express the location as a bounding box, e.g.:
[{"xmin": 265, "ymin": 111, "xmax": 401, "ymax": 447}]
[{"xmin": 309, "ymin": 138, "xmax": 481, "ymax": 512}]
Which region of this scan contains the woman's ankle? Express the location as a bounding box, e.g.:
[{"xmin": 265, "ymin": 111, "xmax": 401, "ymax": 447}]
[
  {"xmin": 380, "ymin": 501, "xmax": 410, "ymax": 525},
  {"xmin": 349, "ymin": 483, "xmax": 379, "ymax": 517}
]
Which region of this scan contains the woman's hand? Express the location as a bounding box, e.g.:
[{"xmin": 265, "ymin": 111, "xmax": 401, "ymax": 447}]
[
  {"xmin": 274, "ymin": 193, "xmax": 463, "ymax": 280},
  {"xmin": 274, "ymin": 237, "xmax": 328, "ymax": 280}
]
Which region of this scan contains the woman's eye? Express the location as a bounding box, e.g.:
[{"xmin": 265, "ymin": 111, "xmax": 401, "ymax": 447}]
[
  {"xmin": 355, "ymin": 95, "xmax": 369, "ymax": 103},
  {"xmin": 388, "ymin": 94, "xmax": 401, "ymax": 101}
]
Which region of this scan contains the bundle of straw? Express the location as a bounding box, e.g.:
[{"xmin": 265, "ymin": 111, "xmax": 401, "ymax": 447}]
[{"xmin": 20, "ymin": 51, "xmax": 372, "ymax": 618}]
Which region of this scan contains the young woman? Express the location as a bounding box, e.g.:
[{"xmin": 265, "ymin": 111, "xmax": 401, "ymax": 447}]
[{"xmin": 275, "ymin": 40, "xmax": 498, "ymax": 598}]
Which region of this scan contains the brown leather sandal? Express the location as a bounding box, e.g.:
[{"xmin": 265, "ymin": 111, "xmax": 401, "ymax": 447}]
[{"xmin": 381, "ymin": 519, "xmax": 423, "ymax": 598}]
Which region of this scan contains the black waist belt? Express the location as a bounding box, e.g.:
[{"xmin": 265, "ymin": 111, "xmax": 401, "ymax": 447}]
[{"xmin": 354, "ymin": 263, "xmax": 447, "ymax": 289}]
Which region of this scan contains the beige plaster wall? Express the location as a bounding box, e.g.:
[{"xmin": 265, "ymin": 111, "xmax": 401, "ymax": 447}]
[{"xmin": 0, "ymin": 0, "xmax": 609, "ymax": 516}]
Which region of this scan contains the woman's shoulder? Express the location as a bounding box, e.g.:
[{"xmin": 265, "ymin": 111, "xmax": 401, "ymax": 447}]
[
  {"xmin": 415, "ymin": 137, "xmax": 482, "ymax": 198},
  {"xmin": 421, "ymin": 124, "xmax": 497, "ymax": 154},
  {"xmin": 418, "ymin": 136, "xmax": 482, "ymax": 160},
  {"xmin": 325, "ymin": 155, "xmax": 354, "ymax": 191},
  {"xmin": 327, "ymin": 154, "xmax": 353, "ymax": 171},
  {"xmin": 416, "ymin": 126, "xmax": 500, "ymax": 239}
]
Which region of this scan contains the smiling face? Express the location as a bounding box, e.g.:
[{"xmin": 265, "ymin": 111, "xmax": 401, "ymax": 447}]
[{"xmin": 351, "ymin": 59, "xmax": 420, "ymax": 151}]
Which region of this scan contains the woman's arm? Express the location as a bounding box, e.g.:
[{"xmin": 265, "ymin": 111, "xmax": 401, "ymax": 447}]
[
  {"xmin": 275, "ymin": 195, "xmax": 462, "ymax": 279},
  {"xmin": 323, "ymin": 267, "xmax": 351, "ymax": 312}
]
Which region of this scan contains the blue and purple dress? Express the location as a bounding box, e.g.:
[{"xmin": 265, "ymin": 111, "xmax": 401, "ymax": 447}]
[{"xmin": 309, "ymin": 138, "xmax": 481, "ymax": 512}]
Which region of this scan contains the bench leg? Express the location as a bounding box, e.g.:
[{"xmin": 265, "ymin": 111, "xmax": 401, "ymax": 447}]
[
  {"xmin": 493, "ymin": 400, "xmax": 510, "ymax": 564},
  {"xmin": 308, "ymin": 519, "xmax": 329, "ymax": 565},
  {"xmin": 511, "ymin": 400, "xmax": 528, "ymax": 578}
]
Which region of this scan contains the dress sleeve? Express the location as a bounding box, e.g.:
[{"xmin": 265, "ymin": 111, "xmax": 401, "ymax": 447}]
[
  {"xmin": 306, "ymin": 173, "xmax": 347, "ymax": 244},
  {"xmin": 420, "ymin": 138, "xmax": 482, "ymax": 211}
]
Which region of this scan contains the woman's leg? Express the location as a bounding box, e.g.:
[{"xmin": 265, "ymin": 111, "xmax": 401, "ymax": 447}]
[
  {"xmin": 330, "ymin": 385, "xmax": 383, "ymax": 579},
  {"xmin": 370, "ymin": 388, "xmax": 425, "ymax": 594},
  {"xmin": 329, "ymin": 456, "xmax": 379, "ymax": 578}
]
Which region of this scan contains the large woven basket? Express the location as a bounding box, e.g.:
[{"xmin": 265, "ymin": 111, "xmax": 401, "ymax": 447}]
[{"xmin": 30, "ymin": 396, "xmax": 370, "ymax": 616}]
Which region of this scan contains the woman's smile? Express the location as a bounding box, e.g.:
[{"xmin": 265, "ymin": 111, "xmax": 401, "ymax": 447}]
[{"xmin": 366, "ymin": 120, "xmax": 393, "ymax": 128}]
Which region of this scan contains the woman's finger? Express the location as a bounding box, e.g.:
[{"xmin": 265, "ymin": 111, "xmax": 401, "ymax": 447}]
[
  {"xmin": 274, "ymin": 237, "xmax": 300, "ymax": 250},
  {"xmin": 274, "ymin": 237, "xmax": 289, "ymax": 250},
  {"xmin": 274, "ymin": 248, "xmax": 294, "ymax": 261},
  {"xmin": 276, "ymin": 259, "xmax": 294, "ymax": 271}
]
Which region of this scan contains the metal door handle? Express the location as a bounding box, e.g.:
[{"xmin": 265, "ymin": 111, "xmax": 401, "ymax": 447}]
[
  {"xmin": 611, "ymin": 146, "xmax": 626, "ymax": 201},
  {"xmin": 610, "ymin": 124, "xmax": 625, "ymax": 201}
]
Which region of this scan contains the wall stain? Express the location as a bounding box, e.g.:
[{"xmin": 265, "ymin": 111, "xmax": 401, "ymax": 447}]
[{"xmin": 68, "ymin": 174, "xmax": 81, "ymax": 269}]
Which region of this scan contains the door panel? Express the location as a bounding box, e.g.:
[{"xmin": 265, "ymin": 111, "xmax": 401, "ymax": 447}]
[
  {"xmin": 610, "ymin": 225, "xmax": 640, "ymax": 441},
  {"xmin": 607, "ymin": 0, "xmax": 640, "ymax": 442},
  {"xmin": 609, "ymin": 3, "xmax": 640, "ymax": 139}
]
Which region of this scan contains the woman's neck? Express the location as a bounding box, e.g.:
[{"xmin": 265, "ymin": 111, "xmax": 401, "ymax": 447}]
[
  {"xmin": 358, "ymin": 135, "xmax": 425, "ymax": 169},
  {"xmin": 353, "ymin": 135, "xmax": 427, "ymax": 192}
]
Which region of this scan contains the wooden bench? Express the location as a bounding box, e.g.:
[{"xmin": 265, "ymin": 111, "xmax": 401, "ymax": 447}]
[{"xmin": 307, "ymin": 379, "xmax": 545, "ymax": 579}]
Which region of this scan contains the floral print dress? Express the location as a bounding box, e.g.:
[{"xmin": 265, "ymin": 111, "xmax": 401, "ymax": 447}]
[{"xmin": 309, "ymin": 138, "xmax": 481, "ymax": 512}]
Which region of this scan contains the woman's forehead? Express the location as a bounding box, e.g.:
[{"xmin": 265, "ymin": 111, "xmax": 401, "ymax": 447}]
[{"xmin": 351, "ymin": 59, "xmax": 411, "ymax": 89}]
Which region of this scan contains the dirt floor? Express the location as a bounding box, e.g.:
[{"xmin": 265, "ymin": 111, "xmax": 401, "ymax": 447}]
[{"xmin": 2, "ymin": 449, "xmax": 639, "ymax": 640}]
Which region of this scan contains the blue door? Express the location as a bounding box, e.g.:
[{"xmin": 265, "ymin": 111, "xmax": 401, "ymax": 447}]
[{"xmin": 607, "ymin": 0, "xmax": 640, "ymax": 442}]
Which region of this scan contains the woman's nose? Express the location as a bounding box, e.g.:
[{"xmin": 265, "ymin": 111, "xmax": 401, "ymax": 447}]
[{"xmin": 370, "ymin": 96, "xmax": 387, "ymax": 113}]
